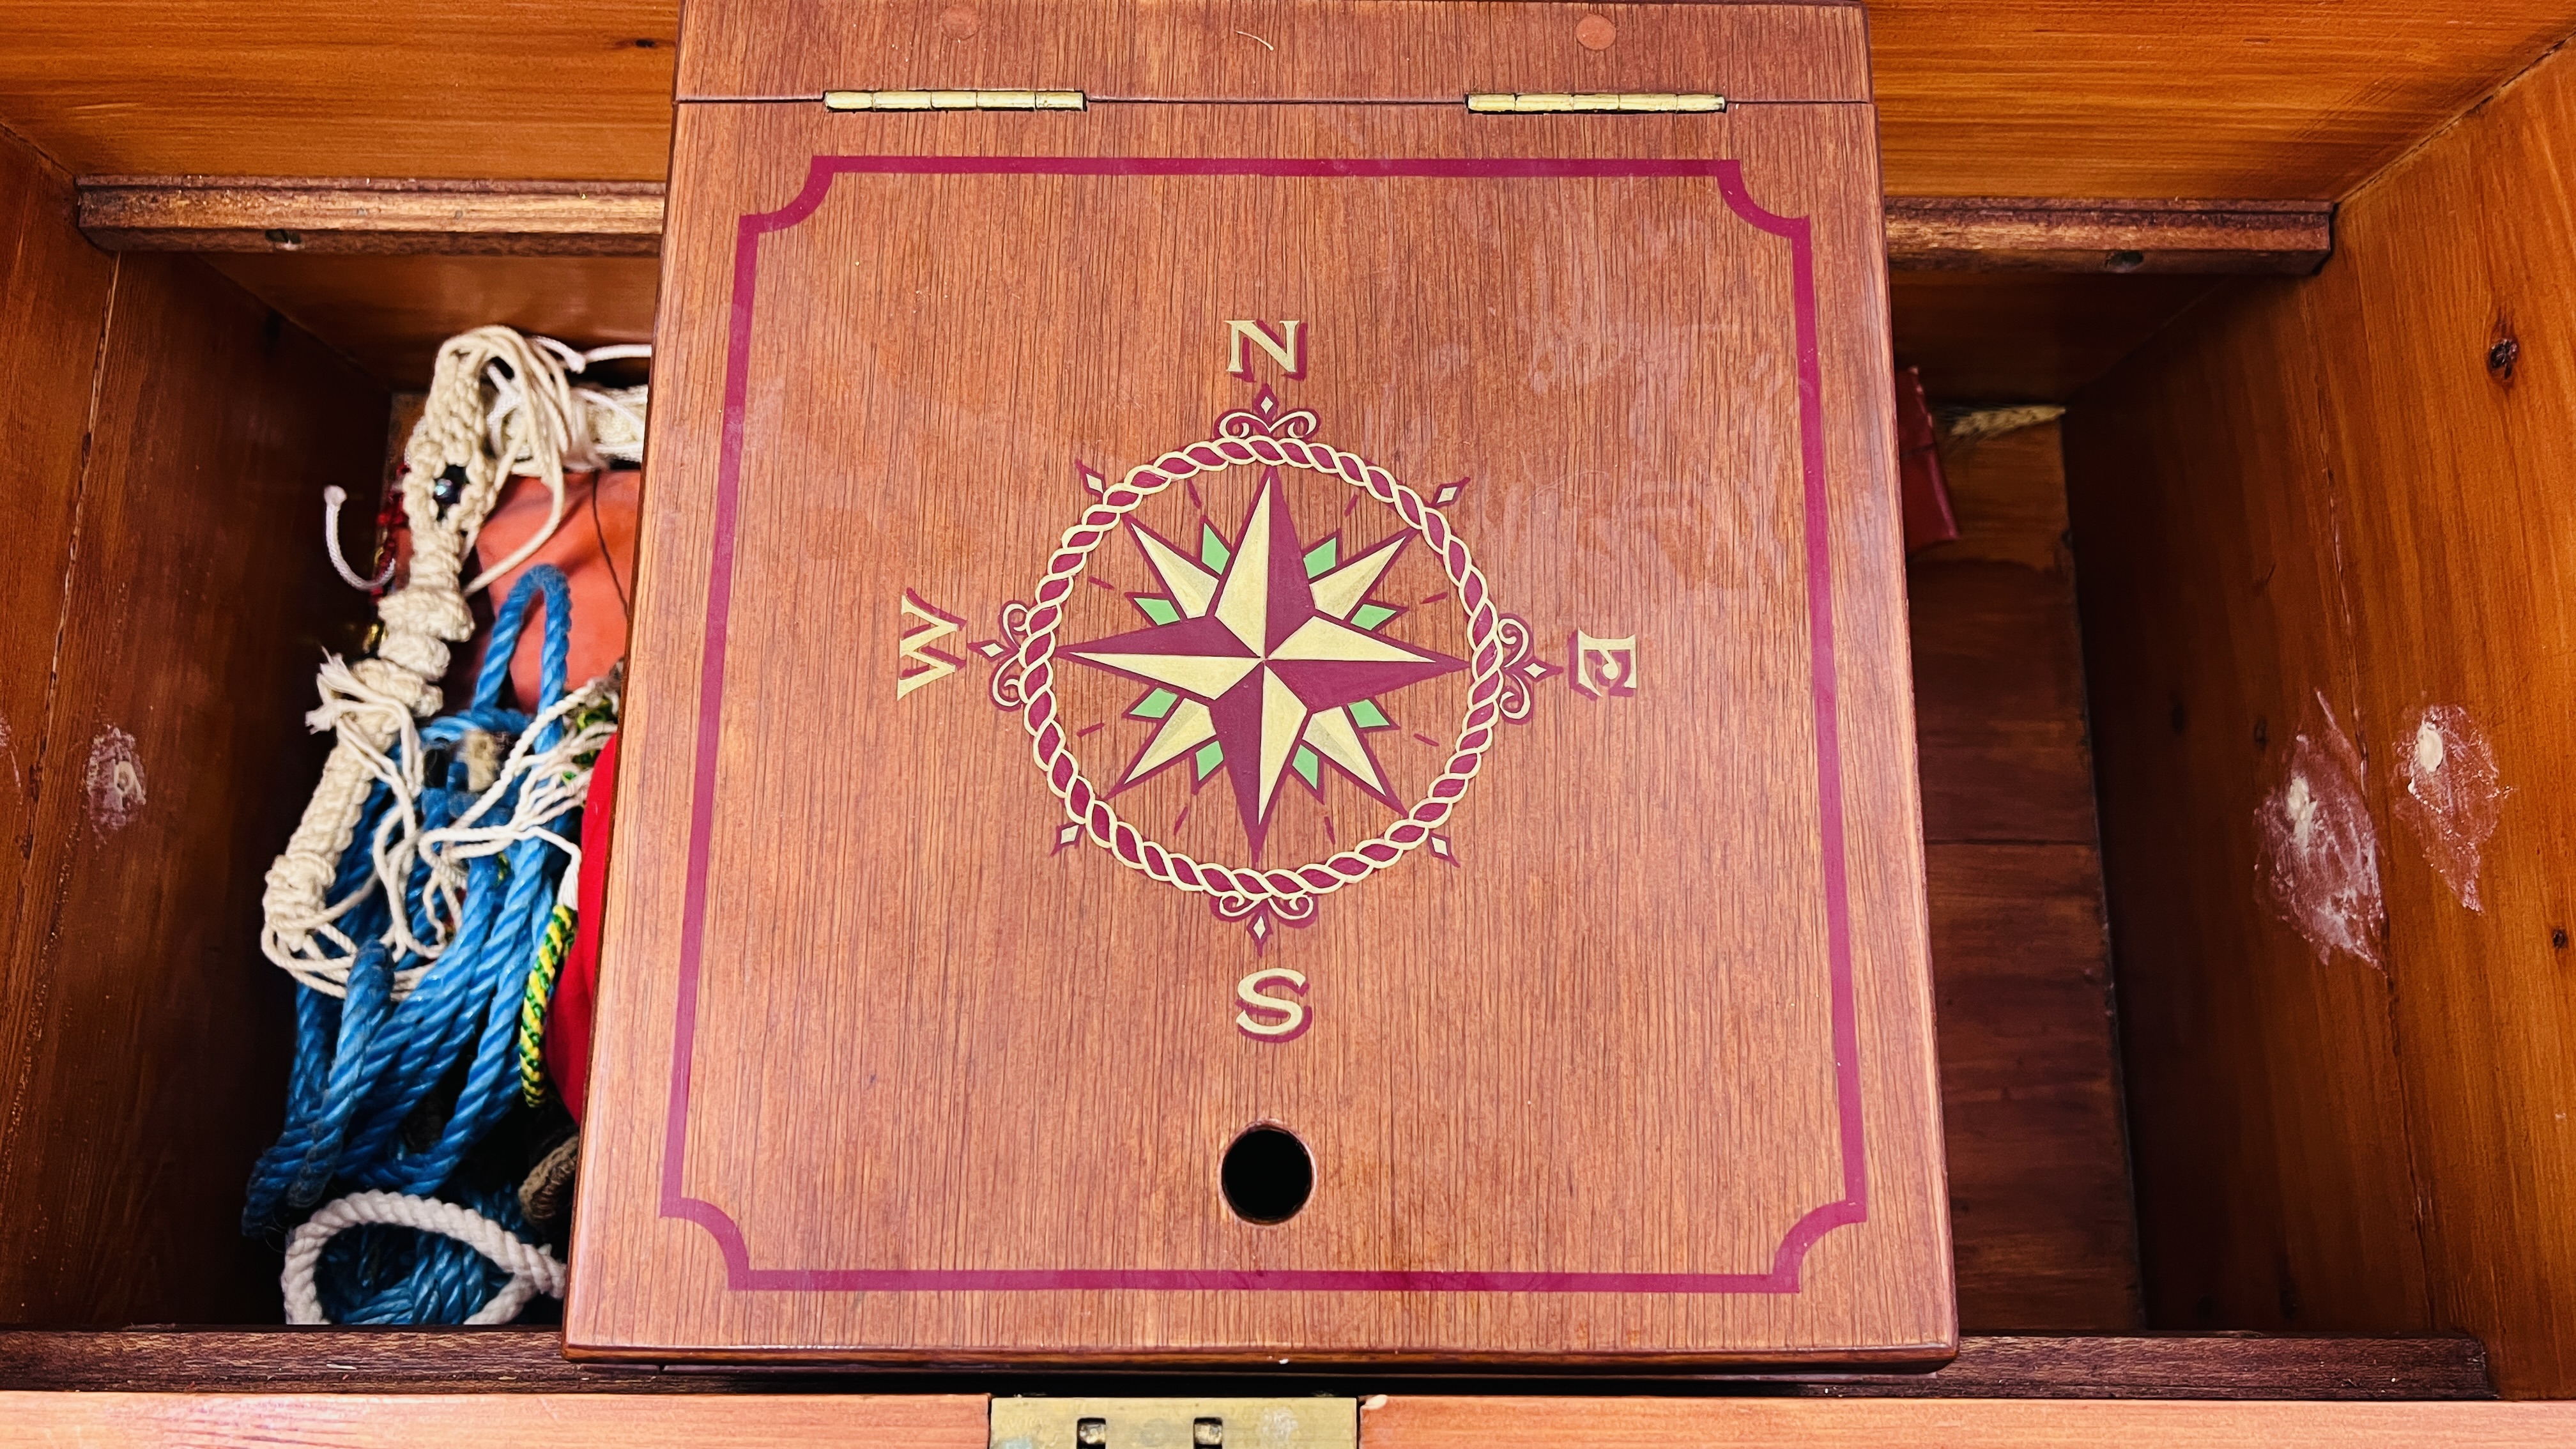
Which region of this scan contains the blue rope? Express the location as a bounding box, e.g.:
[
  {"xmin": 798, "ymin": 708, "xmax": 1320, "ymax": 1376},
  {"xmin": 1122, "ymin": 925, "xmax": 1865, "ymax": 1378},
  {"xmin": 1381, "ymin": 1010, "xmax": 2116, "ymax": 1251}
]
[
  {"xmin": 245, "ymin": 565, "xmax": 582, "ymax": 1323},
  {"xmin": 312, "ymin": 1178, "xmax": 534, "ymax": 1325}
]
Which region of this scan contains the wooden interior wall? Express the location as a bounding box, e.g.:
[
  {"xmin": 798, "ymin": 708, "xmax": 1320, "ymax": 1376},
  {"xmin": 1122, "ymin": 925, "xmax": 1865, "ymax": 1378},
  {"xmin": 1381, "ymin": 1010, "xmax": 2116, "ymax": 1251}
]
[
  {"xmin": 2066, "ymin": 38, "xmax": 2576, "ymax": 1397},
  {"xmin": 1909, "ymin": 421, "xmax": 2140, "ymax": 1330},
  {"xmin": 0, "ymin": 126, "xmax": 388, "ymax": 1324}
]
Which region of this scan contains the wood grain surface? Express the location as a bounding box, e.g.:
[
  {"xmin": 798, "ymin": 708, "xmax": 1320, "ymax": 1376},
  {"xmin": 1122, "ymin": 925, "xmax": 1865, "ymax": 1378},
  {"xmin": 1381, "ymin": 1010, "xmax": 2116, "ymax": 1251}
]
[
  {"xmin": 1358, "ymin": 1396, "xmax": 2576, "ymax": 1447},
  {"xmin": 205, "ymin": 255, "xmax": 661, "ymax": 388},
  {"xmin": 1887, "ymin": 200, "xmax": 2330, "ymax": 276},
  {"xmin": 0, "ymin": 123, "xmax": 116, "ymax": 1209},
  {"xmin": 0, "ymin": 1330, "xmax": 2493, "ymax": 1399},
  {"xmin": 79, "ymin": 178, "xmax": 669, "ymax": 256},
  {"xmin": 0, "ymin": 1392, "xmax": 988, "ymax": 1448},
  {"xmin": 0, "ymin": 123, "xmax": 389, "ymax": 1322},
  {"xmin": 671, "ymin": 0, "xmax": 1869, "ymax": 103},
  {"xmin": 73, "ymin": 177, "xmax": 2336, "ymax": 276},
  {"xmin": 1890, "ymin": 273, "xmax": 2227, "ymax": 403},
  {"xmin": 572, "ymin": 10, "xmax": 1947, "ymax": 1361},
  {"xmin": 0, "ymin": 1, "xmax": 2567, "ymax": 201},
  {"xmin": 2064, "ymin": 17, "xmax": 2576, "ymax": 1400},
  {"xmin": 1868, "ymin": 1, "xmax": 2576, "ymax": 200},
  {"xmin": 1906, "ymin": 424, "xmax": 2137, "ymax": 1332}
]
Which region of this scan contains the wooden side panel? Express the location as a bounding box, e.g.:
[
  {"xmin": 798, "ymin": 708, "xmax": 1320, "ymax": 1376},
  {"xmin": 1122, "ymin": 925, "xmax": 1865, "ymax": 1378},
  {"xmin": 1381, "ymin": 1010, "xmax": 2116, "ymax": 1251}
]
[
  {"xmin": 0, "ymin": 1392, "xmax": 989, "ymax": 1448},
  {"xmin": 1890, "ymin": 274, "xmax": 2226, "ymax": 404},
  {"xmin": 206, "ymin": 255, "xmax": 661, "ymax": 388},
  {"xmin": 2314, "ymin": 44, "xmax": 2576, "ymax": 1397},
  {"xmin": 1359, "ymin": 1397, "xmax": 2576, "ymax": 1448},
  {"xmin": 1909, "ymin": 424, "xmax": 2138, "ymax": 1330},
  {"xmin": 2066, "ymin": 31, "xmax": 2576, "ymax": 1397},
  {"xmin": 0, "ymin": 126, "xmax": 116, "ymax": 1114},
  {"xmin": 0, "ymin": 223, "xmax": 386, "ymax": 1318},
  {"xmin": 2066, "ymin": 277, "xmax": 2433, "ymax": 1337}
]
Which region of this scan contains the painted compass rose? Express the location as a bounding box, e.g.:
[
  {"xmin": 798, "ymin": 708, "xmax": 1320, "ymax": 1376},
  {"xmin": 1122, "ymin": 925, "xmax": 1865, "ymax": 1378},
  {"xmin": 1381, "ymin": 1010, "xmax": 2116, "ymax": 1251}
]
[
  {"xmin": 1062, "ymin": 467, "xmax": 1466, "ymax": 860},
  {"xmin": 983, "ymin": 362, "xmax": 1554, "ymax": 949}
]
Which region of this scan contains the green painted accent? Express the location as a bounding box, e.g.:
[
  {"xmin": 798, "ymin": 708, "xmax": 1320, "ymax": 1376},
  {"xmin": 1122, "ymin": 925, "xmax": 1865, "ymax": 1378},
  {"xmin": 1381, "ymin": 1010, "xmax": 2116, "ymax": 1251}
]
[
  {"xmin": 1292, "ymin": 745, "xmax": 1321, "ymax": 790},
  {"xmin": 1194, "ymin": 740, "xmax": 1225, "ymax": 779},
  {"xmin": 1135, "ymin": 595, "xmax": 1182, "ymax": 625},
  {"xmin": 1353, "ymin": 603, "xmax": 1399, "ymax": 630},
  {"xmin": 1199, "ymin": 523, "xmax": 1230, "ymax": 572},
  {"xmin": 1130, "ymin": 689, "xmax": 1179, "ymax": 720},
  {"xmin": 1303, "ymin": 538, "xmax": 1338, "ymax": 578},
  {"xmin": 1350, "ymin": 699, "xmax": 1391, "ymax": 730}
]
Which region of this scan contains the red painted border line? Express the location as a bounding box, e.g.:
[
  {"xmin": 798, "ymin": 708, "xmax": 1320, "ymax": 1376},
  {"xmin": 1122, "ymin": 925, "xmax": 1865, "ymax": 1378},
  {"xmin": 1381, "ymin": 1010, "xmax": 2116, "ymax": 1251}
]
[{"xmin": 664, "ymin": 153, "xmax": 1864, "ymax": 1297}]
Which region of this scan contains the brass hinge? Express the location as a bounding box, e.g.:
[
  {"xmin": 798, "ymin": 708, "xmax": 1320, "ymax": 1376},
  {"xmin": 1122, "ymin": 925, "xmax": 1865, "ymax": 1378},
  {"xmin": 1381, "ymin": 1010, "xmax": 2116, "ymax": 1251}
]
[
  {"xmin": 824, "ymin": 89, "xmax": 1085, "ymax": 111},
  {"xmin": 990, "ymin": 1397, "xmax": 1357, "ymax": 1449},
  {"xmin": 1466, "ymin": 91, "xmax": 1726, "ymax": 113}
]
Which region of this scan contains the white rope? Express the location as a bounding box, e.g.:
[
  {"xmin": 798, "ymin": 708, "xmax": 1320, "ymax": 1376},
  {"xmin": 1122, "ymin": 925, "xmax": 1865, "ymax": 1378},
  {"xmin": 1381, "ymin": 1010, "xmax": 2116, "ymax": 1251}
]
[
  {"xmin": 262, "ymin": 326, "xmax": 595, "ymax": 997},
  {"xmin": 321, "ymin": 486, "xmax": 397, "ymax": 590},
  {"xmin": 280, "ymin": 1190, "xmax": 565, "ymax": 1326}
]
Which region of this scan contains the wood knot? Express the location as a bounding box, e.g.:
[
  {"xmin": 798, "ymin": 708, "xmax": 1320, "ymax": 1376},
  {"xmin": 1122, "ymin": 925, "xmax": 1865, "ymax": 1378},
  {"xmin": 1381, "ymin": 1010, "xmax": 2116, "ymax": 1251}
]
[{"xmin": 2487, "ymin": 331, "xmax": 2519, "ymax": 383}]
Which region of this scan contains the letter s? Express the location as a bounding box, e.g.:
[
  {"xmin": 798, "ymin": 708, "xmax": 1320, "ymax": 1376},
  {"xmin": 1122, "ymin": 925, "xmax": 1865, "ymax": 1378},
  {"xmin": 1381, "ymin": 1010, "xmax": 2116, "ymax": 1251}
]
[{"xmin": 1235, "ymin": 968, "xmax": 1310, "ymax": 1042}]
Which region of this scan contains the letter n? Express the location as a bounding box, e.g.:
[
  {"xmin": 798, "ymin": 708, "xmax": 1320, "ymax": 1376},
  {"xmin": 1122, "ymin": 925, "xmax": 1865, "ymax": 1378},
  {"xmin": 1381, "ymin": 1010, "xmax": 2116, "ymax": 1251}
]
[{"xmin": 1225, "ymin": 319, "xmax": 1307, "ymax": 380}]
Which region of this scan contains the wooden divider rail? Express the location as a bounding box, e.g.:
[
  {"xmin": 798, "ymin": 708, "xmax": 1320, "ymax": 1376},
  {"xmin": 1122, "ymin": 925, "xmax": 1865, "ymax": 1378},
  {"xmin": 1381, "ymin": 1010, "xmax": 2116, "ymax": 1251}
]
[{"xmin": 73, "ymin": 176, "xmax": 2333, "ymax": 273}]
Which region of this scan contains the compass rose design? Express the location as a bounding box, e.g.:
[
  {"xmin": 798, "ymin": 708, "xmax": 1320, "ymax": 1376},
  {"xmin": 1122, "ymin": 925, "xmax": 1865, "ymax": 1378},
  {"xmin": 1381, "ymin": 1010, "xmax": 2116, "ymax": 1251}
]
[
  {"xmin": 1062, "ymin": 470, "xmax": 1466, "ymax": 859},
  {"xmin": 986, "ymin": 381, "xmax": 1549, "ymax": 948}
]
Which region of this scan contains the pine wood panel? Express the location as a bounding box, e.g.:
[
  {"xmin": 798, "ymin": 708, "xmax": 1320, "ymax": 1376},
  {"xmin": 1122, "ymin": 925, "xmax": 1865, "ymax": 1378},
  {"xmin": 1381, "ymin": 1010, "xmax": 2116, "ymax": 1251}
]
[
  {"xmin": 2304, "ymin": 38, "xmax": 2576, "ymax": 1396},
  {"xmin": 0, "ymin": 3, "xmax": 679, "ymax": 182},
  {"xmin": 0, "ymin": 192, "xmax": 387, "ymax": 1319},
  {"xmin": 571, "ymin": 19, "xmax": 1949, "ymax": 1360},
  {"xmin": 0, "ymin": 1329, "xmax": 2496, "ymax": 1398},
  {"xmin": 205, "ymin": 255, "xmax": 661, "ymax": 388},
  {"xmin": 1926, "ymin": 843, "xmax": 2132, "ymax": 1330},
  {"xmin": 0, "ymin": 126, "xmax": 117, "ymax": 1195},
  {"xmin": 1869, "ymin": 2, "xmax": 2576, "ymax": 201},
  {"xmin": 1891, "ymin": 273, "xmax": 2227, "ymax": 404},
  {"xmin": 2063, "ymin": 17, "xmax": 2576, "ymax": 1400},
  {"xmin": 1907, "ymin": 424, "xmax": 2136, "ymax": 1331},
  {"xmin": 1358, "ymin": 1397, "xmax": 2576, "ymax": 1447},
  {"xmin": 2066, "ymin": 280, "xmax": 2434, "ymax": 1341},
  {"xmin": 0, "ymin": 1, "xmax": 2570, "ymax": 201},
  {"xmin": 0, "ymin": 1392, "xmax": 988, "ymax": 1448}
]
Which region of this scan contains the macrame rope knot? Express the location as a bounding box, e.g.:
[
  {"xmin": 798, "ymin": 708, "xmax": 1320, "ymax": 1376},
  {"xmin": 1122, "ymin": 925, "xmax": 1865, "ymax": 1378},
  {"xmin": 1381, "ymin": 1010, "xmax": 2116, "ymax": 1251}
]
[{"xmin": 262, "ymin": 325, "xmax": 598, "ymax": 997}]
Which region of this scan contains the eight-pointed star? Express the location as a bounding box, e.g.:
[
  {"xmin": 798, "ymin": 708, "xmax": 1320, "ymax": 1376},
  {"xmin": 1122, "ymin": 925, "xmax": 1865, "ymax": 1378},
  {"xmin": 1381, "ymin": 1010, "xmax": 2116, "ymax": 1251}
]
[{"xmin": 1061, "ymin": 468, "xmax": 1464, "ymax": 859}]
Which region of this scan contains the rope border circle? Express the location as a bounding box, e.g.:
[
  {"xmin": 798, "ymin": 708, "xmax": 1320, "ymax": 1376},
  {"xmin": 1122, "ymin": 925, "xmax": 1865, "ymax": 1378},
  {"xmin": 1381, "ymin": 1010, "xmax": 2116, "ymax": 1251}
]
[{"xmin": 995, "ymin": 427, "xmax": 1527, "ymax": 906}]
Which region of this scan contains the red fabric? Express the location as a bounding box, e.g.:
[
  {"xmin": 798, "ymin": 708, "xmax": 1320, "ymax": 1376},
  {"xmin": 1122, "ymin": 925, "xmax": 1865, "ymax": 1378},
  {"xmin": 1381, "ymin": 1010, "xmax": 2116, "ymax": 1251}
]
[
  {"xmin": 473, "ymin": 469, "xmax": 640, "ymax": 709},
  {"xmin": 1894, "ymin": 365, "xmax": 1959, "ymax": 555},
  {"xmin": 546, "ymin": 732, "xmax": 621, "ymax": 1123}
]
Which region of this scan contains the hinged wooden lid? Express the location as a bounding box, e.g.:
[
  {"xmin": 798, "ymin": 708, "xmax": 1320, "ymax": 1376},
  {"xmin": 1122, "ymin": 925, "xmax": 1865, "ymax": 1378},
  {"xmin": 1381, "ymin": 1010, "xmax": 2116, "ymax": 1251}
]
[
  {"xmin": 569, "ymin": 0, "xmax": 1947, "ymax": 1367},
  {"xmin": 676, "ymin": 0, "xmax": 1870, "ymax": 105}
]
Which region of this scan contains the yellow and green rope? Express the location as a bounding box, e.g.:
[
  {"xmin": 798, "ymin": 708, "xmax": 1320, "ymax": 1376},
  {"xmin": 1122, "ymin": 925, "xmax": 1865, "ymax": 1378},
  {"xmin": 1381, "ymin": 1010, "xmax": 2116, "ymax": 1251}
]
[{"xmin": 516, "ymin": 900, "xmax": 577, "ymax": 1107}]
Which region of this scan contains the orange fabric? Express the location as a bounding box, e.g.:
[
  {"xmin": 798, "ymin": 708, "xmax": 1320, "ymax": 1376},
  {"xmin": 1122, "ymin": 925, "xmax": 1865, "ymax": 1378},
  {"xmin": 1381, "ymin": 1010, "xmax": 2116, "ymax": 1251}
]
[{"xmin": 472, "ymin": 469, "xmax": 640, "ymax": 709}]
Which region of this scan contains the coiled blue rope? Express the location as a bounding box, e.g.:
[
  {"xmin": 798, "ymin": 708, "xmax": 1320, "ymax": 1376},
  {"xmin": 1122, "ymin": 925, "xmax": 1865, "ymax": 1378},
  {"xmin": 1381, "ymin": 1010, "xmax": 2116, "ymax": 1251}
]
[{"xmin": 245, "ymin": 565, "xmax": 579, "ymax": 1322}]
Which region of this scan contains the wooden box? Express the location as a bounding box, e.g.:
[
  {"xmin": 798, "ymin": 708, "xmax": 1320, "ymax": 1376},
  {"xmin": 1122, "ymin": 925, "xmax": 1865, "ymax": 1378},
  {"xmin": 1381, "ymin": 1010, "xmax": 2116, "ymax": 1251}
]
[
  {"xmin": 15, "ymin": 0, "xmax": 2576, "ymax": 1427},
  {"xmin": 563, "ymin": 0, "xmax": 1951, "ymax": 1366}
]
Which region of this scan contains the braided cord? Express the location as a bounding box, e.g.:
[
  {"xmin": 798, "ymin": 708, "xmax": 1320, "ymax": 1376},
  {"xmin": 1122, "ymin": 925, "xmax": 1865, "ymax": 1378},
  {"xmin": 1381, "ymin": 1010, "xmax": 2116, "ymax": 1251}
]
[{"xmin": 516, "ymin": 902, "xmax": 576, "ymax": 1107}]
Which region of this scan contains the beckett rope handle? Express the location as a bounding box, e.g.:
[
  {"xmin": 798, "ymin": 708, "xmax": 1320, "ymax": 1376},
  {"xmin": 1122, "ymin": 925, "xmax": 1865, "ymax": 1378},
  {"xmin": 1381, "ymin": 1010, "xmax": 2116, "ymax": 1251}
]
[{"xmin": 261, "ymin": 326, "xmax": 590, "ymax": 998}]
